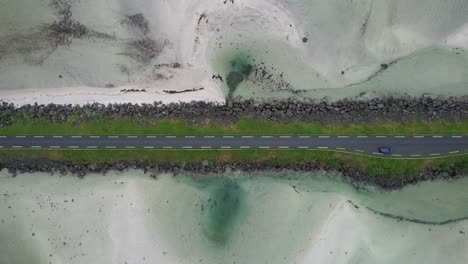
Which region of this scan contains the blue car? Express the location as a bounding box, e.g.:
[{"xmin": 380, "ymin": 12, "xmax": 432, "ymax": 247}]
[{"xmin": 378, "ymin": 147, "xmax": 393, "ymax": 154}]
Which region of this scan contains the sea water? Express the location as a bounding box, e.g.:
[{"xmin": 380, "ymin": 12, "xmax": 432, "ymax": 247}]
[{"xmin": 1, "ymin": 170, "xmax": 467, "ymax": 264}]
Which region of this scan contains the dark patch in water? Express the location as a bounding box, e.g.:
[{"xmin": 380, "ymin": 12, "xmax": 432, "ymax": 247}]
[{"xmin": 203, "ymin": 180, "xmax": 244, "ymax": 246}]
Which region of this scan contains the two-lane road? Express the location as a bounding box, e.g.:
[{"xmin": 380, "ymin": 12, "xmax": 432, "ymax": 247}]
[{"xmin": 0, "ymin": 135, "xmax": 467, "ymax": 157}]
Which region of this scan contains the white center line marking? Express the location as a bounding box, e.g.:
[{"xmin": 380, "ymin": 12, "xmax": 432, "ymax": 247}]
[
  {"xmin": 33, "ymin": 136, "xmax": 44, "ymax": 138},
  {"xmin": 165, "ymin": 136, "xmax": 176, "ymax": 139},
  {"xmin": 394, "ymin": 136, "xmax": 406, "ymax": 138},
  {"xmin": 413, "ymin": 136, "xmax": 424, "ymax": 138},
  {"xmin": 16, "ymin": 136, "xmax": 26, "ymax": 138},
  {"xmin": 280, "ymin": 136, "xmax": 292, "ymax": 138},
  {"xmin": 432, "ymin": 136, "xmax": 443, "ymax": 138},
  {"xmin": 31, "ymin": 146, "xmax": 42, "ymax": 148},
  {"xmin": 12, "ymin": 146, "xmax": 23, "ymax": 148},
  {"xmin": 452, "ymin": 136, "xmax": 462, "ymax": 138},
  {"xmin": 261, "ymin": 136, "xmax": 273, "ymax": 138},
  {"xmin": 72, "ymin": 136, "xmax": 82, "ymax": 138},
  {"xmin": 0, "ymin": 136, "xmax": 6, "ymax": 138},
  {"xmin": 278, "ymin": 146, "xmax": 290, "ymax": 149},
  {"xmin": 449, "ymin": 151, "xmax": 460, "ymax": 154},
  {"xmin": 53, "ymin": 136, "xmax": 63, "ymax": 138},
  {"xmin": 185, "ymin": 136, "xmax": 196, "ymax": 138},
  {"xmin": 182, "ymin": 146, "xmax": 193, "ymax": 149},
  {"xmin": 298, "ymin": 146, "xmax": 309, "ymax": 149},
  {"xmin": 87, "ymin": 146, "xmax": 98, "ymax": 149},
  {"xmin": 357, "ymin": 136, "xmax": 368, "ymax": 138},
  {"xmin": 338, "ymin": 136, "xmax": 349, "ymax": 138},
  {"xmin": 319, "ymin": 136, "xmax": 330, "ymax": 138},
  {"xmin": 299, "ymin": 136, "xmax": 310, "ymax": 138},
  {"xmin": 259, "ymin": 146, "xmax": 270, "ymax": 149},
  {"xmin": 201, "ymin": 146, "xmax": 212, "ymax": 149},
  {"xmin": 376, "ymin": 136, "xmax": 387, "ymax": 138},
  {"xmin": 204, "ymin": 136, "xmax": 215, "ymax": 138},
  {"xmin": 223, "ymin": 136, "xmax": 234, "ymax": 138},
  {"xmin": 146, "ymin": 136, "xmax": 157, "ymax": 138},
  {"xmin": 242, "ymin": 136, "xmax": 254, "ymax": 138}
]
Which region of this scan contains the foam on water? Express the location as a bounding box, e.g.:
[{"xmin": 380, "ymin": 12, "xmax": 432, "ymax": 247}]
[{"xmin": 1, "ymin": 171, "xmax": 467, "ymax": 264}]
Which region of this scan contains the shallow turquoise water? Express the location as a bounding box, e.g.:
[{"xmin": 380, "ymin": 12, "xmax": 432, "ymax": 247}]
[{"xmin": 1, "ymin": 171, "xmax": 467, "ymax": 264}]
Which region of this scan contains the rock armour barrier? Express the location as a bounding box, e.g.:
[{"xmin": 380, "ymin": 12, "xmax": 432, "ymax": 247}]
[
  {"xmin": 1, "ymin": 97, "xmax": 467, "ymax": 126},
  {"xmin": 0, "ymin": 157, "xmax": 460, "ymax": 190}
]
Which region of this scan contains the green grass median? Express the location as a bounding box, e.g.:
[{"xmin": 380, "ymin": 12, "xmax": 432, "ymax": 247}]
[{"xmin": 1, "ymin": 118, "xmax": 467, "ymax": 136}]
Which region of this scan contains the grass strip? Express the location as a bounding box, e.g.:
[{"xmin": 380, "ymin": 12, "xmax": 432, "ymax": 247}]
[{"xmin": 1, "ymin": 149, "xmax": 467, "ymax": 178}]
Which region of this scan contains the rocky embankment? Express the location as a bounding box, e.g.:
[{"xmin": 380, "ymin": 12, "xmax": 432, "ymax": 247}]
[
  {"xmin": 0, "ymin": 157, "xmax": 460, "ymax": 190},
  {"xmin": 1, "ymin": 96, "xmax": 467, "ymax": 126}
]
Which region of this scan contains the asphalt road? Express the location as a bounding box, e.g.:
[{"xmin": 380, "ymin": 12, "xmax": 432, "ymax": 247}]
[{"xmin": 0, "ymin": 135, "xmax": 467, "ymax": 157}]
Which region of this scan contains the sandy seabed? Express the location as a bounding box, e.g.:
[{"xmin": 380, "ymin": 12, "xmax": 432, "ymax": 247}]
[
  {"xmin": 1, "ymin": 171, "xmax": 468, "ymax": 264},
  {"xmin": 1, "ymin": 0, "xmax": 468, "ymax": 105}
]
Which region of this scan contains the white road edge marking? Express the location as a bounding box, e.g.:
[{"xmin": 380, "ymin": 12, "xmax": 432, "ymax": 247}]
[
  {"xmin": 318, "ymin": 136, "xmax": 330, "ymax": 138},
  {"xmin": 373, "ymin": 152, "xmax": 383, "ymax": 155},
  {"xmin": 299, "ymin": 136, "xmax": 310, "ymax": 138},
  {"xmin": 318, "ymin": 147, "xmax": 328, "ymax": 149},
  {"xmin": 201, "ymin": 146, "xmax": 212, "ymax": 149},
  {"xmin": 259, "ymin": 146, "xmax": 270, "ymax": 149},
  {"xmin": 338, "ymin": 136, "xmax": 349, "ymax": 138},
  {"xmin": 452, "ymin": 136, "xmax": 462, "ymax": 138},
  {"xmin": 413, "ymin": 136, "xmax": 424, "ymax": 138},
  {"xmin": 108, "ymin": 136, "xmax": 119, "ymax": 139},
  {"xmin": 182, "ymin": 146, "xmax": 193, "ymax": 149},
  {"xmin": 165, "ymin": 136, "xmax": 176, "ymax": 138},
  {"xmin": 50, "ymin": 146, "xmax": 60, "ymax": 148},
  {"xmin": 376, "ymin": 136, "xmax": 387, "ymax": 138},
  {"xmin": 357, "ymin": 136, "xmax": 368, "ymax": 138},
  {"xmin": 278, "ymin": 146, "xmax": 290, "ymax": 149},
  {"xmin": 432, "ymin": 136, "xmax": 443, "ymax": 138},
  {"xmin": 394, "ymin": 136, "xmax": 406, "ymax": 138},
  {"xmin": 204, "ymin": 136, "xmax": 215, "ymax": 138},
  {"xmin": 450, "ymin": 151, "xmax": 460, "ymax": 154},
  {"xmin": 261, "ymin": 136, "xmax": 273, "ymax": 138},
  {"xmin": 185, "ymin": 136, "xmax": 196, "ymax": 138},
  {"xmin": 0, "ymin": 136, "xmax": 6, "ymax": 138},
  {"xmin": 146, "ymin": 136, "xmax": 157, "ymax": 138},
  {"xmin": 280, "ymin": 136, "xmax": 292, "ymax": 138},
  {"xmin": 298, "ymin": 146, "xmax": 309, "ymax": 149},
  {"xmin": 72, "ymin": 136, "xmax": 82, "ymax": 138},
  {"xmin": 16, "ymin": 136, "xmax": 26, "ymax": 138},
  {"xmin": 430, "ymin": 153, "xmax": 441, "ymax": 156},
  {"xmin": 87, "ymin": 146, "xmax": 98, "ymax": 149},
  {"xmin": 34, "ymin": 136, "xmax": 44, "ymax": 138},
  {"xmin": 31, "ymin": 146, "xmax": 42, "ymax": 148},
  {"xmin": 12, "ymin": 146, "xmax": 23, "ymax": 148},
  {"xmin": 242, "ymin": 136, "xmax": 254, "ymax": 138},
  {"xmin": 53, "ymin": 136, "xmax": 63, "ymax": 138},
  {"xmin": 127, "ymin": 136, "xmax": 138, "ymax": 139},
  {"xmin": 90, "ymin": 136, "xmax": 100, "ymax": 138},
  {"xmin": 336, "ymin": 148, "xmax": 346, "ymax": 150},
  {"xmin": 68, "ymin": 146, "xmax": 79, "ymax": 149},
  {"xmin": 223, "ymin": 136, "xmax": 234, "ymax": 138}
]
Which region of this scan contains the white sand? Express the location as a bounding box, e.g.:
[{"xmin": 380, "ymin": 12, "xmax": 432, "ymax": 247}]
[{"xmin": 1, "ymin": 0, "xmax": 468, "ymax": 105}]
